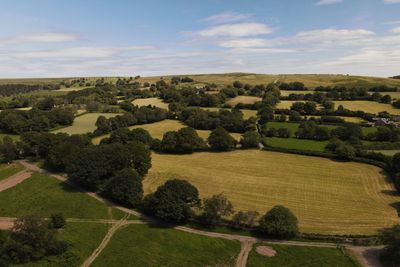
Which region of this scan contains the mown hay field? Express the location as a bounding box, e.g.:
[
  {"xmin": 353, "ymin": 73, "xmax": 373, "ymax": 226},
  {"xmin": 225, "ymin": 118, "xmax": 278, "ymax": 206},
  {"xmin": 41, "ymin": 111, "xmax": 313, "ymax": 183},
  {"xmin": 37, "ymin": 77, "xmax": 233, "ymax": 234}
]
[
  {"xmin": 144, "ymin": 150, "xmax": 400, "ymax": 234},
  {"xmin": 131, "ymin": 97, "xmax": 169, "ymax": 109},
  {"xmin": 201, "ymin": 107, "xmax": 257, "ymax": 119},
  {"xmin": 334, "ymin": 100, "xmax": 400, "ymax": 115},
  {"xmin": 226, "ymin": 96, "xmax": 262, "ymax": 107},
  {"xmin": 53, "ymin": 112, "xmax": 121, "ymax": 135},
  {"xmin": 92, "ymin": 119, "xmax": 242, "ymax": 145},
  {"xmin": 92, "ymin": 224, "xmax": 240, "ymax": 267}
]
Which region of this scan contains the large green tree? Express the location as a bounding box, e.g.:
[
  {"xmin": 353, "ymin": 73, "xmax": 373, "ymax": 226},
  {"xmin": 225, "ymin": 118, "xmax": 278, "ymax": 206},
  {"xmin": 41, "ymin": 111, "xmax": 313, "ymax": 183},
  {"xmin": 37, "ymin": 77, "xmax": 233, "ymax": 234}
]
[
  {"xmin": 208, "ymin": 126, "xmax": 236, "ymax": 151},
  {"xmin": 258, "ymin": 205, "xmax": 299, "ymax": 238}
]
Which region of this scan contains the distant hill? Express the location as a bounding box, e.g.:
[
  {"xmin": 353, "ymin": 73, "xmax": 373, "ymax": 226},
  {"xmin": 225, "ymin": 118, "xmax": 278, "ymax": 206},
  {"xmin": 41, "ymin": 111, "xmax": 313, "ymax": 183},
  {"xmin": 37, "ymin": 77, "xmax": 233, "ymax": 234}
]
[{"xmin": 1, "ymin": 73, "xmax": 400, "ymax": 89}]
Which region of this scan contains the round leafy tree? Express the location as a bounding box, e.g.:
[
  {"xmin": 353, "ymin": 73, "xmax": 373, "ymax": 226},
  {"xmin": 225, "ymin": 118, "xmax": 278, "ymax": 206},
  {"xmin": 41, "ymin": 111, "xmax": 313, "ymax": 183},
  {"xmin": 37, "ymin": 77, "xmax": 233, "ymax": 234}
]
[{"xmin": 258, "ymin": 205, "xmax": 299, "ymax": 238}]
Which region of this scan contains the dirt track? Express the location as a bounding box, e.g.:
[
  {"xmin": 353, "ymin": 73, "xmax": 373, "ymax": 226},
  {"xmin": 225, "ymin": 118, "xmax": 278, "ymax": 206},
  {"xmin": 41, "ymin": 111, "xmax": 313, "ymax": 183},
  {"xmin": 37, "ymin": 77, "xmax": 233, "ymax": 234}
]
[{"xmin": 0, "ymin": 169, "xmax": 31, "ymax": 193}]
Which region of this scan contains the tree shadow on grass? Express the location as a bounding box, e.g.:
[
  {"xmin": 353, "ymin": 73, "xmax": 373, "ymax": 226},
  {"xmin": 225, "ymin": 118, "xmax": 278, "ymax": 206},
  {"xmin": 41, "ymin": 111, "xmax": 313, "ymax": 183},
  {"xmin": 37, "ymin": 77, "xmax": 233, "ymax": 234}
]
[
  {"xmin": 381, "ymin": 189, "xmax": 400, "ymax": 196},
  {"xmin": 389, "ymin": 202, "xmax": 400, "ymax": 216}
]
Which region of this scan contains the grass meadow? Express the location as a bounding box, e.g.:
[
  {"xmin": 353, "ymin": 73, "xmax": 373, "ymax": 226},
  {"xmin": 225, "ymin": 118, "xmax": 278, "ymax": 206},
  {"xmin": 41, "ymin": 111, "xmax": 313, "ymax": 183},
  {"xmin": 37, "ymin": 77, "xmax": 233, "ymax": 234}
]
[
  {"xmin": 247, "ymin": 244, "xmax": 357, "ymax": 267},
  {"xmin": 0, "ymin": 172, "xmax": 125, "ymax": 219},
  {"xmin": 334, "ymin": 100, "xmax": 400, "ymax": 115},
  {"xmin": 264, "ymin": 137, "xmax": 328, "ymax": 152},
  {"xmin": 0, "ymin": 163, "xmax": 25, "ymax": 181},
  {"xmin": 131, "ymin": 97, "xmax": 169, "ymax": 109},
  {"xmin": 53, "ymin": 112, "xmax": 121, "ymax": 135},
  {"xmin": 226, "ymin": 96, "xmax": 262, "ymax": 106},
  {"xmin": 92, "ymin": 224, "xmax": 240, "ymax": 267},
  {"xmin": 145, "ymin": 150, "xmax": 400, "ymax": 234}
]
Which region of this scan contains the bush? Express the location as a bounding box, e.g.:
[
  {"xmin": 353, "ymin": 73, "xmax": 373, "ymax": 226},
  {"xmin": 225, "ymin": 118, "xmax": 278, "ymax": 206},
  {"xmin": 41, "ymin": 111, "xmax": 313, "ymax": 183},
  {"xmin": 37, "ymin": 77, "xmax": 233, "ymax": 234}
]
[
  {"xmin": 200, "ymin": 194, "xmax": 234, "ymax": 227},
  {"xmin": 258, "ymin": 205, "xmax": 299, "ymax": 238},
  {"xmin": 49, "ymin": 213, "xmax": 66, "ymax": 229}
]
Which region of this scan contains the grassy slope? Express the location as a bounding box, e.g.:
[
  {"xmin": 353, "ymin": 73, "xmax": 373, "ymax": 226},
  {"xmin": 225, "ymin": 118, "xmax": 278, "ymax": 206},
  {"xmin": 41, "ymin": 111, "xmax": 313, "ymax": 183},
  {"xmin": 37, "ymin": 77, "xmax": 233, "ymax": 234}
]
[
  {"xmin": 0, "ymin": 172, "xmax": 120, "ymax": 219},
  {"xmin": 0, "ymin": 163, "xmax": 25, "ymax": 181},
  {"xmin": 334, "ymin": 100, "xmax": 400, "ymax": 115},
  {"xmin": 21, "ymin": 222, "xmax": 110, "ymax": 267},
  {"xmin": 145, "ymin": 150, "xmax": 400, "ymax": 234},
  {"xmin": 52, "ymin": 112, "xmax": 121, "ymax": 135},
  {"xmin": 247, "ymin": 244, "xmax": 357, "ymax": 267},
  {"xmin": 92, "ymin": 224, "xmax": 240, "ymax": 267}
]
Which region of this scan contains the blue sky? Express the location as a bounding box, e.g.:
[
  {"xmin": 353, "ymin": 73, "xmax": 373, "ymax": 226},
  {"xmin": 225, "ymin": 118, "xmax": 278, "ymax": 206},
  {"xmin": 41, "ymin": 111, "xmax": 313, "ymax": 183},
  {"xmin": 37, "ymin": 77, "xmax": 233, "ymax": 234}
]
[{"xmin": 0, "ymin": 0, "xmax": 399, "ymax": 78}]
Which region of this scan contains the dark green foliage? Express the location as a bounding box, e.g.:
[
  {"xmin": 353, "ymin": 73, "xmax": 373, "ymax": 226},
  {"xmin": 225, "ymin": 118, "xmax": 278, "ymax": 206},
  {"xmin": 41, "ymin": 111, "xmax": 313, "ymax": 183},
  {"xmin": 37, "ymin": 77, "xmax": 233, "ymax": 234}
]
[
  {"xmin": 160, "ymin": 127, "xmax": 206, "ymax": 154},
  {"xmin": 103, "ymin": 168, "xmax": 143, "ymax": 207},
  {"xmin": 240, "ymin": 131, "xmax": 260, "ymax": 148},
  {"xmin": 143, "ymin": 179, "xmax": 200, "ymax": 223},
  {"xmin": 392, "ymin": 153, "xmax": 400, "ymax": 172},
  {"xmin": 295, "ymin": 121, "xmax": 330, "ymax": 141},
  {"xmin": 331, "ymin": 123, "xmax": 362, "ymax": 141},
  {"xmin": 208, "ymin": 126, "xmax": 236, "ymax": 151},
  {"xmin": 380, "ymin": 224, "xmax": 400, "ymax": 267},
  {"xmin": 325, "ymin": 138, "xmax": 356, "ymax": 160},
  {"xmin": 0, "ymin": 137, "xmax": 19, "ymax": 163},
  {"xmin": 259, "ymin": 205, "xmax": 299, "ymax": 239},
  {"xmin": 49, "ymin": 213, "xmax": 66, "ymax": 229},
  {"xmin": 201, "ymin": 194, "xmax": 234, "ymax": 227},
  {"xmin": 3, "ymin": 215, "xmax": 67, "ymax": 264},
  {"xmin": 290, "ymin": 101, "xmax": 317, "ymax": 115},
  {"xmin": 230, "ymin": 210, "xmax": 259, "ymax": 229}
]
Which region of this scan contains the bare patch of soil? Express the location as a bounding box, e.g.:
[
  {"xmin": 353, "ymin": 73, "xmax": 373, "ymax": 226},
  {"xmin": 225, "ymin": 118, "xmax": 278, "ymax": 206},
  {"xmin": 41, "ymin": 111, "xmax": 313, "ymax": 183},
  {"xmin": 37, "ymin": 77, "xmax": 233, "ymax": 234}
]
[{"xmin": 256, "ymin": 246, "xmax": 277, "ymax": 257}]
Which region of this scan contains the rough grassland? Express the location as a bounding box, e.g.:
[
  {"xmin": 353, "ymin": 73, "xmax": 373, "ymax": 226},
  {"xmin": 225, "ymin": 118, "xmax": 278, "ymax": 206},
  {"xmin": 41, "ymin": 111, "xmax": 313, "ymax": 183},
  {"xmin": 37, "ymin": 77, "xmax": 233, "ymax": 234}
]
[
  {"xmin": 53, "ymin": 112, "xmax": 121, "ymax": 135},
  {"xmin": 145, "ymin": 150, "xmax": 400, "ymax": 234},
  {"xmin": 0, "ymin": 172, "xmax": 121, "ymax": 219},
  {"xmin": 92, "ymin": 119, "xmax": 242, "ymax": 144},
  {"xmin": 0, "ymin": 163, "xmax": 25, "ymax": 181},
  {"xmin": 131, "ymin": 97, "xmax": 169, "ymax": 109},
  {"xmin": 201, "ymin": 107, "xmax": 257, "ymax": 119},
  {"xmin": 92, "ymin": 224, "xmax": 240, "ymax": 267},
  {"xmin": 21, "ymin": 222, "xmax": 109, "ymax": 267},
  {"xmin": 372, "ymin": 150, "xmax": 400, "ymax": 156},
  {"xmin": 247, "ymin": 244, "xmax": 357, "ymax": 267},
  {"xmin": 264, "ymin": 137, "xmax": 328, "ymax": 152},
  {"xmin": 226, "ymin": 96, "xmax": 262, "ymax": 106},
  {"xmin": 334, "ymin": 100, "xmax": 400, "ymax": 115}
]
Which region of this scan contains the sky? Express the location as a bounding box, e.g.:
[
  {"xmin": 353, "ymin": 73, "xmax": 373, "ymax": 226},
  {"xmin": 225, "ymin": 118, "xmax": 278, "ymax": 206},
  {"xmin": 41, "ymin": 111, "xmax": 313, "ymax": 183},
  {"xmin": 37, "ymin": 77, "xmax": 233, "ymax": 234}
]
[{"xmin": 0, "ymin": 0, "xmax": 399, "ymax": 78}]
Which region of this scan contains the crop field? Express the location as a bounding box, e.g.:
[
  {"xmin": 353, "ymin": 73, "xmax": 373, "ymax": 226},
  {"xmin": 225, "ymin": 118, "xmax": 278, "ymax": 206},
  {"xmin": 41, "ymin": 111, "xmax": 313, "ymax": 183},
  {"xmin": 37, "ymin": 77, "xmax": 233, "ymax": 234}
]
[
  {"xmin": 226, "ymin": 96, "xmax": 262, "ymax": 107},
  {"xmin": 201, "ymin": 107, "xmax": 257, "ymax": 119},
  {"xmin": 280, "ymin": 90, "xmax": 311, "ymax": 96},
  {"xmin": 276, "ymin": 100, "xmax": 321, "ymax": 109},
  {"xmin": 0, "ymin": 163, "xmax": 24, "ymax": 181},
  {"xmin": 334, "ymin": 100, "xmax": 400, "ymax": 115},
  {"xmin": 131, "ymin": 97, "xmax": 169, "ymax": 109},
  {"xmin": 145, "ymin": 150, "xmax": 400, "ymax": 234},
  {"xmin": 264, "ymin": 137, "xmax": 328, "ymax": 152},
  {"xmin": 92, "ymin": 224, "xmax": 240, "ymax": 267},
  {"xmin": 53, "ymin": 112, "xmax": 121, "ymax": 135},
  {"xmin": 0, "ymin": 172, "xmax": 125, "ymax": 219},
  {"xmin": 23, "ymin": 223, "xmax": 110, "ymax": 267},
  {"xmin": 247, "ymin": 244, "xmax": 357, "ymax": 267},
  {"xmin": 303, "ymin": 115, "xmax": 365, "ymax": 123}
]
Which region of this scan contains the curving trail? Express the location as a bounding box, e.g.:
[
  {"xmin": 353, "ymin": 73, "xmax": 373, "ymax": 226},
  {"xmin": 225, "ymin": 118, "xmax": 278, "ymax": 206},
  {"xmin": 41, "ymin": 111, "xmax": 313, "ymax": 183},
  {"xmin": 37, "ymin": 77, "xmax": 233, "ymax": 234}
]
[{"xmin": 0, "ymin": 169, "xmax": 31, "ymax": 193}]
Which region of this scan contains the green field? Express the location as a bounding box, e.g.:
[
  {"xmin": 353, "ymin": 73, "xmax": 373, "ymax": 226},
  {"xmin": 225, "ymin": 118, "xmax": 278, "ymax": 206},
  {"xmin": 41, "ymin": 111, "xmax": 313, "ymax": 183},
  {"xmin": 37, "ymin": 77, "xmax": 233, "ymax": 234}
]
[
  {"xmin": 53, "ymin": 112, "xmax": 122, "ymax": 135},
  {"xmin": 0, "ymin": 172, "xmax": 124, "ymax": 219},
  {"xmin": 21, "ymin": 222, "xmax": 109, "ymax": 267},
  {"xmin": 145, "ymin": 150, "xmax": 400, "ymax": 234},
  {"xmin": 92, "ymin": 224, "xmax": 240, "ymax": 267},
  {"xmin": 264, "ymin": 137, "xmax": 328, "ymax": 152},
  {"xmin": 247, "ymin": 244, "xmax": 357, "ymax": 267},
  {"xmin": 131, "ymin": 97, "xmax": 169, "ymax": 109},
  {"xmin": 371, "ymin": 150, "xmax": 400, "ymax": 156},
  {"xmin": 226, "ymin": 96, "xmax": 262, "ymax": 107},
  {"xmin": 0, "ymin": 163, "xmax": 25, "ymax": 181},
  {"xmin": 200, "ymin": 107, "xmax": 257, "ymax": 119}
]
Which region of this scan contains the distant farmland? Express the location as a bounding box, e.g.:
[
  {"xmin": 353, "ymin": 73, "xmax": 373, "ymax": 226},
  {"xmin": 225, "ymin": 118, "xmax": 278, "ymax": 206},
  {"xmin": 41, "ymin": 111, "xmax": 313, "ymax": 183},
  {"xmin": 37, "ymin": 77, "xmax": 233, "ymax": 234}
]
[
  {"xmin": 333, "ymin": 100, "xmax": 400, "ymax": 115},
  {"xmin": 131, "ymin": 97, "xmax": 169, "ymax": 109},
  {"xmin": 145, "ymin": 150, "xmax": 400, "ymax": 235}
]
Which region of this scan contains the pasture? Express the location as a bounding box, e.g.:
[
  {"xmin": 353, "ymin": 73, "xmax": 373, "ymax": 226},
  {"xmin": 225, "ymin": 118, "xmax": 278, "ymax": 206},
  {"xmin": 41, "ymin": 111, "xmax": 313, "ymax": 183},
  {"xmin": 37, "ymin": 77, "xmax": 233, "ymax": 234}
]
[
  {"xmin": 92, "ymin": 224, "xmax": 240, "ymax": 267},
  {"xmin": 334, "ymin": 100, "xmax": 400, "ymax": 115},
  {"xmin": 0, "ymin": 163, "xmax": 24, "ymax": 181},
  {"xmin": 0, "ymin": 172, "xmax": 125, "ymax": 219},
  {"xmin": 53, "ymin": 112, "xmax": 121, "ymax": 135},
  {"xmin": 201, "ymin": 107, "xmax": 257, "ymax": 119},
  {"xmin": 264, "ymin": 137, "xmax": 328, "ymax": 152},
  {"xmin": 372, "ymin": 150, "xmax": 400, "ymax": 156},
  {"xmin": 247, "ymin": 244, "xmax": 357, "ymax": 267},
  {"xmin": 145, "ymin": 150, "xmax": 400, "ymax": 234},
  {"xmin": 131, "ymin": 97, "xmax": 169, "ymax": 109},
  {"xmin": 226, "ymin": 96, "xmax": 262, "ymax": 107}
]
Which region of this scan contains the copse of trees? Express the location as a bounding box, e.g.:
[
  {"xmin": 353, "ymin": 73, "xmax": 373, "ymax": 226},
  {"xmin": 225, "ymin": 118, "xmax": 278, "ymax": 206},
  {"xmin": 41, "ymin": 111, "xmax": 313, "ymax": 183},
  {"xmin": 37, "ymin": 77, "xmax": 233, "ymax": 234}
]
[
  {"xmin": 208, "ymin": 126, "xmax": 237, "ymax": 151},
  {"xmin": 380, "ymin": 224, "xmax": 400, "ymax": 267},
  {"xmin": 295, "ymin": 121, "xmax": 330, "ymax": 141},
  {"xmin": 240, "ymin": 131, "xmax": 261, "ymax": 148},
  {"xmin": 101, "ymin": 127, "xmax": 154, "ymax": 147},
  {"xmin": 160, "ymin": 127, "xmax": 206, "ymax": 154},
  {"xmin": 0, "ymin": 108, "xmax": 74, "ymax": 134},
  {"xmin": 258, "ymin": 205, "xmax": 299, "ymax": 239},
  {"xmin": 200, "ymin": 193, "xmax": 234, "ymax": 227},
  {"xmin": 0, "ymin": 84, "xmax": 60, "ymax": 96},
  {"xmin": 142, "ymin": 179, "xmax": 200, "ymax": 223}
]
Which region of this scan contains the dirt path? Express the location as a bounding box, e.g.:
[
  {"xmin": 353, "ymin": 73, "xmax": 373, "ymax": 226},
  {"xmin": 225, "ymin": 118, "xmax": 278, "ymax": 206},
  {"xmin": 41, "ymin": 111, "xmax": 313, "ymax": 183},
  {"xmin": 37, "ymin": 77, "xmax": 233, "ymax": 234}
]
[
  {"xmin": 236, "ymin": 241, "xmax": 255, "ymax": 267},
  {"xmin": 347, "ymin": 246, "xmax": 384, "ymax": 267},
  {"xmin": 81, "ymin": 215, "xmax": 129, "ymax": 267},
  {"xmin": 0, "ymin": 169, "xmax": 31, "ymax": 193}
]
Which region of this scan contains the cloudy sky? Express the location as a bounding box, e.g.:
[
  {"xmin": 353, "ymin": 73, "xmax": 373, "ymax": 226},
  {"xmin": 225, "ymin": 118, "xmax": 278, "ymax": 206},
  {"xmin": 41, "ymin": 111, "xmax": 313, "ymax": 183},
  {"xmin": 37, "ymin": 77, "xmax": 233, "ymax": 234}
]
[{"xmin": 0, "ymin": 0, "xmax": 399, "ymax": 78}]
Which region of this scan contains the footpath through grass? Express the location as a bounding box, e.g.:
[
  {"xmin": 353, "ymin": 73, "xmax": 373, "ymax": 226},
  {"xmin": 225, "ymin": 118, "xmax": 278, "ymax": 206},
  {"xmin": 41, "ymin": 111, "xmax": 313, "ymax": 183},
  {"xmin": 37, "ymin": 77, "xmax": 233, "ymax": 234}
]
[
  {"xmin": 0, "ymin": 172, "xmax": 121, "ymax": 219},
  {"xmin": 247, "ymin": 244, "xmax": 357, "ymax": 267},
  {"xmin": 0, "ymin": 163, "xmax": 25, "ymax": 181},
  {"xmin": 92, "ymin": 224, "xmax": 241, "ymax": 267}
]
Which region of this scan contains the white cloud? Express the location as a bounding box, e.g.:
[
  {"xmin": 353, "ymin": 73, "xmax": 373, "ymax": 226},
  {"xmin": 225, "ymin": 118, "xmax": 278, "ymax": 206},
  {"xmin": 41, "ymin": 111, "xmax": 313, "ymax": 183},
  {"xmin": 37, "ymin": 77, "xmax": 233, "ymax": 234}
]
[
  {"xmin": 198, "ymin": 23, "xmax": 273, "ymax": 38},
  {"xmin": 315, "ymin": 0, "xmax": 344, "ymax": 6},
  {"xmin": 219, "ymin": 38, "xmax": 272, "ymax": 48},
  {"xmin": 0, "ymin": 32, "xmax": 78, "ymax": 46},
  {"xmin": 294, "ymin": 28, "xmax": 375, "ymax": 44},
  {"xmin": 391, "ymin": 27, "xmax": 400, "ymax": 33},
  {"xmin": 383, "ymin": 0, "xmax": 400, "ymax": 3},
  {"xmin": 202, "ymin": 11, "xmax": 252, "ymax": 24}
]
